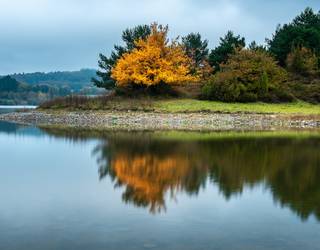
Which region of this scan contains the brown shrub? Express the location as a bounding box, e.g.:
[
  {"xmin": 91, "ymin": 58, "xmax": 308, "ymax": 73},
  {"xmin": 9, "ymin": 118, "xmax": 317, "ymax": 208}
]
[
  {"xmin": 202, "ymin": 49, "xmax": 291, "ymax": 102},
  {"xmin": 286, "ymin": 46, "xmax": 319, "ymax": 77}
]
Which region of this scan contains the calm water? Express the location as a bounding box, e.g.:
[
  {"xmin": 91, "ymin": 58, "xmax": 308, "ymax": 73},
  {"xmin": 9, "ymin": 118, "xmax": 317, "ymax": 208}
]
[
  {"xmin": 0, "ymin": 113, "xmax": 320, "ymax": 249},
  {"xmin": 0, "ymin": 105, "xmax": 37, "ymax": 114}
]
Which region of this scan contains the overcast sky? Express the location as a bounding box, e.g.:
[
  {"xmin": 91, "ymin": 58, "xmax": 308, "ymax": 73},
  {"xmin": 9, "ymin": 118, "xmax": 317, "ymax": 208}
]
[{"xmin": 0, "ymin": 0, "xmax": 319, "ymax": 74}]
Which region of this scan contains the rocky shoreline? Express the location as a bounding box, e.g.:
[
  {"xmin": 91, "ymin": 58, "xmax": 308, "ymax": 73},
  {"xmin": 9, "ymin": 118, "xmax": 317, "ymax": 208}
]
[{"xmin": 1, "ymin": 110, "xmax": 320, "ymax": 131}]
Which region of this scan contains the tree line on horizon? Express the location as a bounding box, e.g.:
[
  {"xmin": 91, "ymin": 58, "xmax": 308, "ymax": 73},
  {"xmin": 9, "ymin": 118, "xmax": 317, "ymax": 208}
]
[
  {"xmin": 92, "ymin": 7, "xmax": 320, "ymax": 103},
  {"xmin": 0, "ymin": 69, "xmax": 103, "ymax": 105}
]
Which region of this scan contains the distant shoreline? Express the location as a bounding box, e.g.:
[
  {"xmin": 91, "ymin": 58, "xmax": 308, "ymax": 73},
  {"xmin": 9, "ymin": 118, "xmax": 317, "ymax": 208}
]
[{"xmin": 0, "ymin": 110, "xmax": 319, "ymax": 131}]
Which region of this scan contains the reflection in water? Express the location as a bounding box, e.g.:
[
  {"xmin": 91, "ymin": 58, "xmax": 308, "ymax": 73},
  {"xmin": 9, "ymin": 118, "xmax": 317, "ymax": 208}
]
[
  {"xmin": 42, "ymin": 128, "xmax": 320, "ymax": 219},
  {"xmin": 94, "ymin": 133, "xmax": 320, "ymax": 218},
  {"xmin": 94, "ymin": 140, "xmax": 208, "ymax": 213},
  {"xmin": 0, "ymin": 121, "xmax": 42, "ymax": 136},
  {"xmin": 0, "ymin": 121, "xmax": 26, "ymax": 133}
]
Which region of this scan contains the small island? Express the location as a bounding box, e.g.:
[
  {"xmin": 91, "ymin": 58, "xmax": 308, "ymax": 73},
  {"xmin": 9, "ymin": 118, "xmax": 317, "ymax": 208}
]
[{"xmin": 1, "ymin": 8, "xmax": 320, "ymax": 131}]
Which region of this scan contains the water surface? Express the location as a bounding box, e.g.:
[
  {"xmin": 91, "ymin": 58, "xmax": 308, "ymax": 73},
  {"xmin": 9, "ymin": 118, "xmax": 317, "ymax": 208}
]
[
  {"xmin": 0, "ymin": 119, "xmax": 319, "ymax": 250},
  {"xmin": 0, "ymin": 105, "xmax": 37, "ymax": 114}
]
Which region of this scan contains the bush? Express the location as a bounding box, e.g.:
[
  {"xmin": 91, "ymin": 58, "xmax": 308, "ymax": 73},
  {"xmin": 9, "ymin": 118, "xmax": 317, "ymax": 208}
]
[
  {"xmin": 286, "ymin": 46, "xmax": 319, "ymax": 76},
  {"xmin": 202, "ymin": 49, "xmax": 289, "ymax": 102},
  {"xmin": 39, "ymin": 94, "xmax": 155, "ymax": 111},
  {"xmin": 287, "ymin": 80, "xmax": 320, "ymax": 103},
  {"xmin": 262, "ymin": 86, "xmax": 295, "ymax": 103}
]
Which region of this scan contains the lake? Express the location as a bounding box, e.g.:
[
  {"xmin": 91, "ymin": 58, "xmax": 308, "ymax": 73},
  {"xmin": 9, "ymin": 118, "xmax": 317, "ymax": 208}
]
[
  {"xmin": 0, "ymin": 105, "xmax": 37, "ymax": 114},
  {"xmin": 0, "ymin": 108, "xmax": 320, "ymax": 250}
]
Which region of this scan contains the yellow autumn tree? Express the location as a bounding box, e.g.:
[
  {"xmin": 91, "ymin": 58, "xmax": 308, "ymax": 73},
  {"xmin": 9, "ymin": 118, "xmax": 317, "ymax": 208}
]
[{"xmin": 111, "ymin": 23, "xmax": 199, "ymax": 86}]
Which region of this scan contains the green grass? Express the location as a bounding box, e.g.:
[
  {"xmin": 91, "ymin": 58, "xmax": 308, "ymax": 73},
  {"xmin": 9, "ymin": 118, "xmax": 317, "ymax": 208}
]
[
  {"xmin": 40, "ymin": 96, "xmax": 320, "ymax": 115},
  {"xmin": 154, "ymin": 99, "xmax": 320, "ymax": 115}
]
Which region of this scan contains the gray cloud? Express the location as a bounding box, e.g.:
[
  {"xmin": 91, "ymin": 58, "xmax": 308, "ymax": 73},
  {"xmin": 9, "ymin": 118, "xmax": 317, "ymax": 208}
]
[{"xmin": 0, "ymin": 0, "xmax": 319, "ymax": 74}]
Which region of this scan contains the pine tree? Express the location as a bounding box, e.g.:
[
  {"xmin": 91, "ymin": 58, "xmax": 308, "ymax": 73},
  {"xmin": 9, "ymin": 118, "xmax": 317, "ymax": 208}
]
[
  {"xmin": 182, "ymin": 33, "xmax": 211, "ymax": 78},
  {"xmin": 209, "ymin": 31, "xmax": 245, "ymax": 72},
  {"xmin": 92, "ymin": 25, "xmax": 151, "ymax": 89},
  {"xmin": 268, "ymin": 8, "xmax": 320, "ymax": 66}
]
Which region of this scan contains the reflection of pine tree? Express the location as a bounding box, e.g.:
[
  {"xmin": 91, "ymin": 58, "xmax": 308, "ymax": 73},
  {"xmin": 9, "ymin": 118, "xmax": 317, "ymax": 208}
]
[
  {"xmin": 92, "ymin": 133, "xmax": 320, "ymax": 219},
  {"xmin": 205, "ymin": 137, "xmax": 320, "ymax": 220}
]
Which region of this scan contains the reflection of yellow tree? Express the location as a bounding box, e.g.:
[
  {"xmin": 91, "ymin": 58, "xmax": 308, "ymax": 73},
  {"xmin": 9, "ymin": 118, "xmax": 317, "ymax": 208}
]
[
  {"xmin": 112, "ymin": 154, "xmax": 195, "ymax": 213},
  {"xmin": 111, "ymin": 151, "xmax": 209, "ymax": 213}
]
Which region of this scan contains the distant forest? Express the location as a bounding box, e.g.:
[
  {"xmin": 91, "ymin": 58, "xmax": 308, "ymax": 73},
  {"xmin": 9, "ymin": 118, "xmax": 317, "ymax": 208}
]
[{"xmin": 0, "ymin": 69, "xmax": 104, "ymax": 105}]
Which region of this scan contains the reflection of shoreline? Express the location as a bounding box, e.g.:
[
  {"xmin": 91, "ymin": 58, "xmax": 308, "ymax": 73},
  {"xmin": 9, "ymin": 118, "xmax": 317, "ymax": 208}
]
[
  {"xmin": 39, "ymin": 127, "xmax": 320, "ymax": 142},
  {"xmin": 0, "ymin": 121, "xmax": 42, "ymax": 136},
  {"xmin": 88, "ymin": 132, "xmax": 320, "ymax": 219}
]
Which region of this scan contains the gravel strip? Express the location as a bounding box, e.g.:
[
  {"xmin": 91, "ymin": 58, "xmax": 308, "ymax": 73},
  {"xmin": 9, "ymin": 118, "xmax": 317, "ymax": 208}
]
[{"xmin": 0, "ymin": 110, "xmax": 320, "ymax": 131}]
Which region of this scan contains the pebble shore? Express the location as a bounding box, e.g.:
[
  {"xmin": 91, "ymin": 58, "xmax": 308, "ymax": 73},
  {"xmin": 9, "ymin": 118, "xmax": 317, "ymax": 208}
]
[{"xmin": 1, "ymin": 110, "xmax": 320, "ymax": 131}]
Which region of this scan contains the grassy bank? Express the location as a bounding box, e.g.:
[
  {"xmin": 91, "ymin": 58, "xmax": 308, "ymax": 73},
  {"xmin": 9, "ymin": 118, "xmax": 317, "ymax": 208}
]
[
  {"xmin": 155, "ymin": 99, "xmax": 320, "ymax": 115},
  {"xmin": 39, "ymin": 96, "xmax": 320, "ymax": 115}
]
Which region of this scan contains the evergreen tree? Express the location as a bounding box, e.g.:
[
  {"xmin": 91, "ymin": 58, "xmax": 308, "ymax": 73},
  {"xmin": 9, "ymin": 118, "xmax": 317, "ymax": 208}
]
[
  {"xmin": 208, "ymin": 31, "xmax": 245, "ymax": 72},
  {"xmin": 182, "ymin": 33, "xmax": 209, "ymax": 74},
  {"xmin": 248, "ymin": 41, "xmax": 267, "ymax": 53},
  {"xmin": 268, "ymin": 7, "xmax": 320, "ymax": 66},
  {"xmin": 92, "ymin": 25, "xmax": 151, "ymax": 89}
]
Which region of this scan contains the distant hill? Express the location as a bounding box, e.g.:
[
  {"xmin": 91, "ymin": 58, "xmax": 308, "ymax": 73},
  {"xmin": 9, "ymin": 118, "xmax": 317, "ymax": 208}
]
[
  {"xmin": 0, "ymin": 69, "xmax": 105, "ymax": 105},
  {"xmin": 9, "ymin": 69, "xmax": 97, "ymax": 92},
  {"xmin": 0, "ymin": 76, "xmax": 23, "ymax": 92},
  {"xmin": 0, "ymin": 75, "xmax": 68, "ymax": 105}
]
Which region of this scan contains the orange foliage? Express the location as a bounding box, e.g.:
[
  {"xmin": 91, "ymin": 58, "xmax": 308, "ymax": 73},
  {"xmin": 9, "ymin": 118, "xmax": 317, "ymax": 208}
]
[
  {"xmin": 111, "ymin": 153, "xmax": 207, "ymax": 213},
  {"xmin": 111, "ymin": 23, "xmax": 199, "ymax": 86}
]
